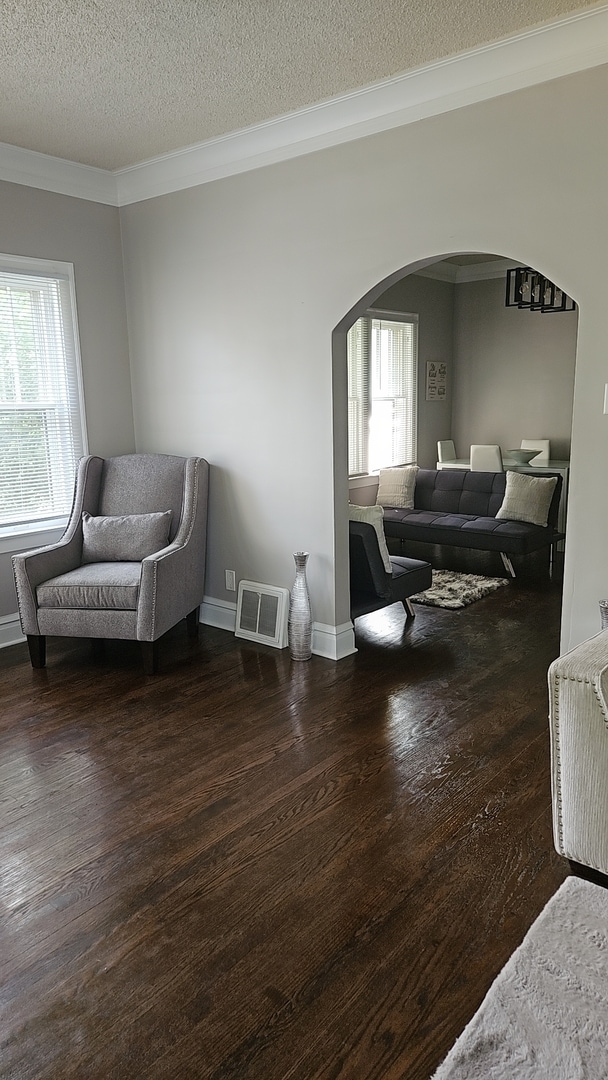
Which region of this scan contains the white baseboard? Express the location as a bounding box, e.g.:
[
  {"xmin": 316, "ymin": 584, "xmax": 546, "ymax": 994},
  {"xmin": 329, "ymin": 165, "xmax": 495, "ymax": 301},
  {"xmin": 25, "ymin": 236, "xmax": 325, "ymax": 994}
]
[
  {"xmin": 312, "ymin": 621, "xmax": 357, "ymax": 660},
  {"xmin": 200, "ymin": 598, "xmax": 356, "ymax": 660},
  {"xmin": 0, "ymin": 602, "xmax": 356, "ymax": 661},
  {"xmin": 200, "ymin": 595, "xmax": 237, "ymax": 632},
  {"xmin": 0, "ymin": 613, "xmax": 25, "ymax": 650}
]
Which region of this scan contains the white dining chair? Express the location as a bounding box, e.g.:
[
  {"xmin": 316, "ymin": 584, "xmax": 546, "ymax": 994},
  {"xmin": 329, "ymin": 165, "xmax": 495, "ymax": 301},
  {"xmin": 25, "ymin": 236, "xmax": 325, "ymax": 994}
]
[
  {"xmin": 437, "ymin": 439, "xmax": 456, "ymax": 462},
  {"xmin": 520, "ymin": 438, "xmax": 550, "ymax": 465},
  {"xmin": 470, "ymin": 444, "xmax": 504, "ymax": 471}
]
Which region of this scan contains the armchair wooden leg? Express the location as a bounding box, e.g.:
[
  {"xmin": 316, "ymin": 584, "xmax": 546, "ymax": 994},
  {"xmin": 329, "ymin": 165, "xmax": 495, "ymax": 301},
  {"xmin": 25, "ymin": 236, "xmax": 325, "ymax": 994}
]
[
  {"xmin": 27, "ymin": 634, "xmax": 46, "ymax": 669},
  {"xmin": 140, "ymin": 641, "xmax": 159, "ymax": 676},
  {"xmin": 403, "ymin": 598, "xmax": 416, "ymax": 619},
  {"xmin": 186, "ymin": 606, "xmax": 199, "ymax": 640}
]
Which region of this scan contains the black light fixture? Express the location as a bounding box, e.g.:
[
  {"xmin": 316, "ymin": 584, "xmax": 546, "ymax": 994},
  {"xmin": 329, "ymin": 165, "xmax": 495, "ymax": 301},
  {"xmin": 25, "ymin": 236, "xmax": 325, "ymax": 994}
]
[{"xmin": 505, "ymin": 267, "xmax": 576, "ymax": 313}]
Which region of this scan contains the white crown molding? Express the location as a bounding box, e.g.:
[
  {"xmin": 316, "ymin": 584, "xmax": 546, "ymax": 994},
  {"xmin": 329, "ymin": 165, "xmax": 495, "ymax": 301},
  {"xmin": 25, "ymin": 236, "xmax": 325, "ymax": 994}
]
[
  {"xmin": 416, "ymin": 258, "xmax": 520, "ymax": 282},
  {"xmin": 116, "ymin": 5, "xmax": 608, "ymax": 206},
  {"xmin": 455, "ymin": 258, "xmax": 521, "ymax": 283},
  {"xmin": 1, "ymin": 4, "xmax": 607, "ymax": 207},
  {"xmin": 0, "ymin": 140, "xmax": 118, "ymax": 204},
  {"xmin": 415, "ymin": 262, "xmax": 460, "ymax": 283}
]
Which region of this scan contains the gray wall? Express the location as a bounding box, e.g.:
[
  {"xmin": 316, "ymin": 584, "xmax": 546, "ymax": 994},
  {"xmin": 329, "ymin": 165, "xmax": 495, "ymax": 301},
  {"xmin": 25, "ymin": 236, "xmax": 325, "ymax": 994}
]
[
  {"xmin": 452, "ymin": 276, "xmax": 577, "ymax": 460},
  {"xmin": 0, "ymin": 181, "xmax": 134, "ymax": 625},
  {"xmin": 2, "ymin": 62, "xmax": 606, "ymax": 656},
  {"xmin": 119, "ymin": 63, "xmax": 608, "ymax": 655}
]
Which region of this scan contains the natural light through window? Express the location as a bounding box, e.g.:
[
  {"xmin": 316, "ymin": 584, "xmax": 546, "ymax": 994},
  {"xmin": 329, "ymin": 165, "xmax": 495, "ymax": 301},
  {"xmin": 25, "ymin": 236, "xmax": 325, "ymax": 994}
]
[
  {"xmin": 0, "ymin": 255, "xmax": 87, "ymax": 533},
  {"xmin": 347, "ymin": 311, "xmax": 418, "ymax": 477}
]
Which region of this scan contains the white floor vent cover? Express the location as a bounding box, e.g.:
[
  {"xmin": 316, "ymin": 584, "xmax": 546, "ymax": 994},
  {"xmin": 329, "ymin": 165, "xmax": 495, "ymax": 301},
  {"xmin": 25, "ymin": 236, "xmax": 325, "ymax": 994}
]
[{"xmin": 235, "ymin": 580, "xmax": 289, "ymax": 649}]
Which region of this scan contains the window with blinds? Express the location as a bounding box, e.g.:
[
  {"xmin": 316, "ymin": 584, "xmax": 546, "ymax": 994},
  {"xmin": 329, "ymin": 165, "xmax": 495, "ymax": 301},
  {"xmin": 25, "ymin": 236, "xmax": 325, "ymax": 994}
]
[
  {"xmin": 347, "ymin": 311, "xmax": 418, "ymax": 476},
  {"xmin": 0, "ymin": 256, "xmax": 87, "ymax": 531}
]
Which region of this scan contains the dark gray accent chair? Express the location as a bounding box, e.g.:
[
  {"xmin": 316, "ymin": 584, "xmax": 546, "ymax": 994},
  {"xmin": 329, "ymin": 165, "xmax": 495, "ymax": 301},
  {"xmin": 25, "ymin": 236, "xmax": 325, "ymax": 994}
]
[
  {"xmin": 349, "ymin": 520, "xmax": 432, "ymax": 622},
  {"xmin": 12, "ymin": 453, "xmax": 209, "ymax": 674}
]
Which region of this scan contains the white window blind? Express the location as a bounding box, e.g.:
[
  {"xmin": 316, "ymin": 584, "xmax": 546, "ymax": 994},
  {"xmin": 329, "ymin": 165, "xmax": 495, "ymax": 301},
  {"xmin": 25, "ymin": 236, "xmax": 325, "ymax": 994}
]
[
  {"xmin": 347, "ymin": 311, "xmax": 418, "ymax": 476},
  {"xmin": 0, "ymin": 257, "xmax": 87, "ymax": 531}
]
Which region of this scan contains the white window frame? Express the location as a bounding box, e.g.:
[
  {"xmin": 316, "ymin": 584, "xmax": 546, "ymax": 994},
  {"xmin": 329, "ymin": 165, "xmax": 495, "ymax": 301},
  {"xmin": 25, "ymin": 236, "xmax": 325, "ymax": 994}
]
[
  {"xmin": 0, "ymin": 253, "xmax": 88, "ymax": 546},
  {"xmin": 347, "ymin": 308, "xmax": 418, "ymax": 478}
]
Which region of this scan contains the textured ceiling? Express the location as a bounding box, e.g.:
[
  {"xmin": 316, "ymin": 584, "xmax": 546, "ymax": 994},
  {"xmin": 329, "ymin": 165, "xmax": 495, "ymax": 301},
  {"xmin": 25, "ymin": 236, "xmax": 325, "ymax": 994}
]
[{"xmin": 0, "ymin": 0, "xmax": 600, "ymax": 170}]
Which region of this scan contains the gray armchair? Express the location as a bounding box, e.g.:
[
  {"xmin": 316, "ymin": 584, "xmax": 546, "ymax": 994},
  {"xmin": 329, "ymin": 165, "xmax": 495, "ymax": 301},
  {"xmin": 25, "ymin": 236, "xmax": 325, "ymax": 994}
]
[{"xmin": 12, "ymin": 453, "xmax": 209, "ymax": 674}]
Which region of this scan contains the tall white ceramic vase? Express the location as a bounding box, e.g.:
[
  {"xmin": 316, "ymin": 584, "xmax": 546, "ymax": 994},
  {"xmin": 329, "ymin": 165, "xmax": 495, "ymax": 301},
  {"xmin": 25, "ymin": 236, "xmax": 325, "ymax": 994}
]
[{"xmin": 288, "ymin": 552, "xmax": 312, "ymax": 660}]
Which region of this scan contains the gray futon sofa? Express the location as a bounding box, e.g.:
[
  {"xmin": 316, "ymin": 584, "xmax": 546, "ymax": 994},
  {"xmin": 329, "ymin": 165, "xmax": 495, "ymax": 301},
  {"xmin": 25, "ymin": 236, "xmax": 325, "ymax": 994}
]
[{"xmin": 381, "ymin": 468, "xmax": 563, "ymax": 577}]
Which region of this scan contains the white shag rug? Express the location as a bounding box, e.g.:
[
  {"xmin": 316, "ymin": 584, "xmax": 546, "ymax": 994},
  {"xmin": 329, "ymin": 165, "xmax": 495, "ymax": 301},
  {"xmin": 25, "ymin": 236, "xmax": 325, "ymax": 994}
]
[
  {"xmin": 410, "ymin": 569, "xmax": 509, "ymax": 609},
  {"xmin": 432, "ymin": 875, "xmax": 608, "ymax": 1079}
]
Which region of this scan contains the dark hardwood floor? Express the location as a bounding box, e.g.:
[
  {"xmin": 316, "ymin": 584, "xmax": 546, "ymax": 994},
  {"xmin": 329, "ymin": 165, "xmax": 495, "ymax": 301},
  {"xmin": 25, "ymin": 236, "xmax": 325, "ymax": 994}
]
[{"xmin": 0, "ymin": 571, "xmax": 569, "ymax": 1079}]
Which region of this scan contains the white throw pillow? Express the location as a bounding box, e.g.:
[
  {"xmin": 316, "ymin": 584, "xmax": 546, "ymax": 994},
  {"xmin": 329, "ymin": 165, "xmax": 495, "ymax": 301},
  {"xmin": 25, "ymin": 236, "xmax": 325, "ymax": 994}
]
[
  {"xmin": 348, "ymin": 503, "xmax": 392, "ymax": 573},
  {"xmin": 81, "ymin": 510, "xmax": 172, "ymax": 563},
  {"xmin": 495, "ymin": 471, "xmax": 558, "ymax": 527},
  {"xmin": 376, "ymin": 465, "xmax": 418, "ymax": 509}
]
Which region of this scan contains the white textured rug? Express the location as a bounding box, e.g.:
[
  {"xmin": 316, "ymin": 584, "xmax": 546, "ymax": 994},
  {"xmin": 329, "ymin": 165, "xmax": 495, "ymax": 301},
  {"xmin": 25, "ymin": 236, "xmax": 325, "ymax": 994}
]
[
  {"xmin": 432, "ymin": 876, "xmax": 608, "ymax": 1079},
  {"xmin": 410, "ymin": 570, "xmax": 509, "ymax": 609}
]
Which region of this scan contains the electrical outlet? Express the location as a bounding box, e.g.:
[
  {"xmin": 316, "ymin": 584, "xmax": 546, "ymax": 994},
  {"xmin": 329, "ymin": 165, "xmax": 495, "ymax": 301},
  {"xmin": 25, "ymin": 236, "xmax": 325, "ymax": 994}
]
[{"xmin": 225, "ymin": 569, "xmax": 236, "ymax": 592}]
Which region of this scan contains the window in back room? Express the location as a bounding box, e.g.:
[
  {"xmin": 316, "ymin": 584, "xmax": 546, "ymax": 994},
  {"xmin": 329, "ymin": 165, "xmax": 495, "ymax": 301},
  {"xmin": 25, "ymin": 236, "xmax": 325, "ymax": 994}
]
[{"xmin": 347, "ymin": 310, "xmax": 418, "ymax": 477}]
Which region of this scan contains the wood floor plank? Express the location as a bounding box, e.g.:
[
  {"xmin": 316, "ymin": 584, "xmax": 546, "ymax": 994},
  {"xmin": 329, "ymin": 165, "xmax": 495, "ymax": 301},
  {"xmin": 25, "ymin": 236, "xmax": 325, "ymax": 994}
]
[{"xmin": 0, "ymin": 577, "xmax": 570, "ymax": 1078}]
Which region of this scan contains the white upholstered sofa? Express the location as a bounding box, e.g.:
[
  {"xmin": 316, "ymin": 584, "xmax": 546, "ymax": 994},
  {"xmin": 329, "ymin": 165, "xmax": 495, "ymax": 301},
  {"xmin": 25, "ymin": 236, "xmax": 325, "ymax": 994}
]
[{"xmin": 548, "ymin": 630, "xmax": 608, "ymax": 879}]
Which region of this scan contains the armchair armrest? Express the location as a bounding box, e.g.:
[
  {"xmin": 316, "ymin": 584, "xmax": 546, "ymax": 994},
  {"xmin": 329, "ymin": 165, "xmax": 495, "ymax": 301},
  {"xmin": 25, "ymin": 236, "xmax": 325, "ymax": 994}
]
[
  {"xmin": 12, "ymin": 455, "xmax": 104, "ymax": 636},
  {"xmin": 136, "ymin": 458, "xmax": 209, "ymax": 640},
  {"xmin": 136, "ymin": 542, "xmax": 196, "ymax": 639},
  {"xmin": 12, "ymin": 535, "xmax": 83, "ymax": 635}
]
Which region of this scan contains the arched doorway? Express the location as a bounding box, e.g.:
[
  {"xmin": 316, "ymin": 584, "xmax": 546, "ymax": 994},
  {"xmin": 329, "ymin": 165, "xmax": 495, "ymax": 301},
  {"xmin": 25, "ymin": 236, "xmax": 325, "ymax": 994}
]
[{"xmin": 332, "ymin": 252, "xmax": 578, "ymax": 643}]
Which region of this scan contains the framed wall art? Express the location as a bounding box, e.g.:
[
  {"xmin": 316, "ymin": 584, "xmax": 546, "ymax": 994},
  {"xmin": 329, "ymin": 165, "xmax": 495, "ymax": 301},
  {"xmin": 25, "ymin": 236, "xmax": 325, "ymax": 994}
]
[{"xmin": 426, "ymin": 361, "xmax": 447, "ymax": 401}]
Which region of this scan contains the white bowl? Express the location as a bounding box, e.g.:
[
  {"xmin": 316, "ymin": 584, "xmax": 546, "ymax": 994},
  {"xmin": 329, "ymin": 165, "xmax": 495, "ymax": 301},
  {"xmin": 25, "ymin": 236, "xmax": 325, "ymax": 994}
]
[{"xmin": 507, "ymin": 448, "xmax": 542, "ymax": 464}]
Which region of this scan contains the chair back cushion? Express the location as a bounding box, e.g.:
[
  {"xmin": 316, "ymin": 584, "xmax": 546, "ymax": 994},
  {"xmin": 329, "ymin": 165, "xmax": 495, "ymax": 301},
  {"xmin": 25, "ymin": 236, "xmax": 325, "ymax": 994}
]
[
  {"xmin": 437, "ymin": 440, "xmax": 456, "ymax": 462},
  {"xmin": 520, "ymin": 438, "xmax": 550, "ymax": 465},
  {"xmin": 414, "ymin": 469, "xmax": 507, "ymax": 517},
  {"xmin": 97, "ymin": 454, "xmax": 187, "ymax": 541},
  {"xmin": 470, "ymin": 444, "xmax": 503, "ymax": 471}
]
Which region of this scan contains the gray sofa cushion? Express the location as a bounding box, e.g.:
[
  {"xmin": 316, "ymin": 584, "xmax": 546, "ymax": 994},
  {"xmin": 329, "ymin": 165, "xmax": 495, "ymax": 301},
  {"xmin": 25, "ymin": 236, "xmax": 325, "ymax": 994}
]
[
  {"xmin": 37, "ymin": 562, "xmax": 142, "ymax": 610},
  {"xmin": 383, "ymin": 508, "xmax": 552, "ymax": 554},
  {"xmin": 81, "ymin": 510, "xmax": 172, "ymax": 563}
]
